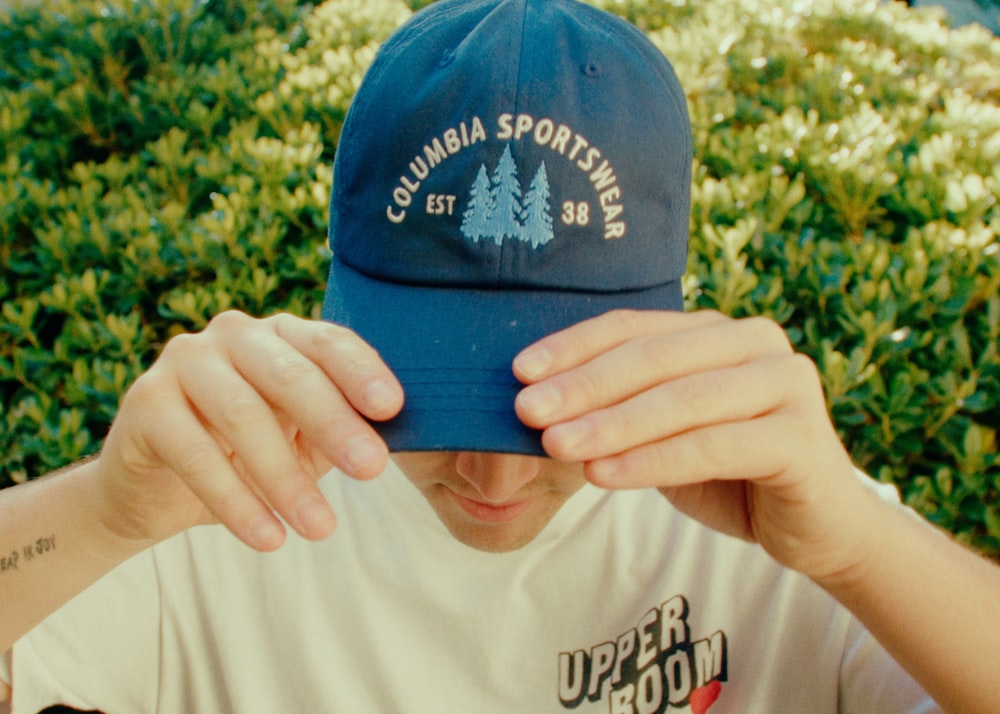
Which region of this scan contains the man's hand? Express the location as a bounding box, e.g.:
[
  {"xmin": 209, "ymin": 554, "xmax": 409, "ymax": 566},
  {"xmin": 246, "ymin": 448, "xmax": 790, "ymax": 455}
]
[
  {"xmin": 94, "ymin": 311, "xmax": 404, "ymax": 552},
  {"xmin": 513, "ymin": 309, "xmax": 872, "ymax": 581}
]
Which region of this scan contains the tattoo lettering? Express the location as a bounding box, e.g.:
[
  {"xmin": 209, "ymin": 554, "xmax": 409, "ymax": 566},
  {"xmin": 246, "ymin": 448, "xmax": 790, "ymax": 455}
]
[{"xmin": 0, "ymin": 536, "xmax": 56, "ymax": 576}]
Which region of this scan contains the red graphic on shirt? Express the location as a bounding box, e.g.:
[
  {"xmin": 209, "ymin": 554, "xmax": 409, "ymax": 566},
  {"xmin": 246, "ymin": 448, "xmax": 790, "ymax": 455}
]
[{"xmin": 689, "ymin": 680, "xmax": 722, "ymax": 713}]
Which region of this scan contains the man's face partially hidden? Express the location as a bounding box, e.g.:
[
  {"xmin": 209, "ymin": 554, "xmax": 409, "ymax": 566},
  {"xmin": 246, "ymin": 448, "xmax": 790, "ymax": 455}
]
[{"xmin": 392, "ymin": 452, "xmax": 588, "ymax": 553}]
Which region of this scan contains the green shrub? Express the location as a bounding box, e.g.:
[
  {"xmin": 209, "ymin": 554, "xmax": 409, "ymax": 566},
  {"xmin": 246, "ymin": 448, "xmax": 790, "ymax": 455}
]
[{"xmin": 1, "ymin": 0, "xmax": 997, "ymax": 556}]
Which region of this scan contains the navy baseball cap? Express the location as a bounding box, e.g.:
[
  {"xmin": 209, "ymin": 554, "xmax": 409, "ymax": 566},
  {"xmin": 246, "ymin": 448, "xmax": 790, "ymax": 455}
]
[{"xmin": 322, "ymin": 0, "xmax": 692, "ymax": 455}]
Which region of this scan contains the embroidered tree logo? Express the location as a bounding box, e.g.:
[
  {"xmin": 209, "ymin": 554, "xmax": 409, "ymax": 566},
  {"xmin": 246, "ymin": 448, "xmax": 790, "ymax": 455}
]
[
  {"xmin": 522, "ymin": 162, "xmax": 553, "ymax": 249},
  {"xmin": 461, "ymin": 144, "xmax": 554, "ymax": 247},
  {"xmin": 462, "ymin": 165, "xmax": 494, "ymax": 244}
]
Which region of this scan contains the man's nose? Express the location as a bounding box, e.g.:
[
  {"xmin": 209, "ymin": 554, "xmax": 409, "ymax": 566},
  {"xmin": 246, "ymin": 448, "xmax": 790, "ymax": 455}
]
[{"xmin": 454, "ymin": 452, "xmax": 542, "ymax": 503}]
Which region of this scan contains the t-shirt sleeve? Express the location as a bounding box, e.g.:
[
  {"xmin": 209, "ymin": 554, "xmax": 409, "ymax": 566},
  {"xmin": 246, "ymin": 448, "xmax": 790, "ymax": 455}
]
[{"xmin": 9, "ymin": 549, "xmax": 161, "ymax": 714}]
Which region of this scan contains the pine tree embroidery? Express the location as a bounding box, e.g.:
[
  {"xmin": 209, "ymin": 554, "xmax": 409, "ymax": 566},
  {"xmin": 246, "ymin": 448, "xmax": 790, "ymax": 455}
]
[
  {"xmin": 485, "ymin": 144, "xmax": 523, "ymax": 245},
  {"xmin": 521, "ymin": 162, "xmax": 553, "ymax": 247},
  {"xmin": 460, "ymin": 144, "xmax": 553, "ymax": 248},
  {"xmin": 460, "ymin": 165, "xmax": 493, "ymax": 243}
]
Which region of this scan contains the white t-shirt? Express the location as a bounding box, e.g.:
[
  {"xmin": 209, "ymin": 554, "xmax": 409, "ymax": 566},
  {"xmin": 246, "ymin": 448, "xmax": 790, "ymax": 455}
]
[{"xmin": 4, "ymin": 463, "xmax": 938, "ymax": 713}]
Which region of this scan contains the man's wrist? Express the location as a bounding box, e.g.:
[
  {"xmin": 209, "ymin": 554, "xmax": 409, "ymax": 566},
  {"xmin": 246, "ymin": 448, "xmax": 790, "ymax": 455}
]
[
  {"xmin": 789, "ymin": 471, "xmax": 891, "ymax": 590},
  {"xmin": 71, "ymin": 458, "xmax": 161, "ymax": 566},
  {"xmin": 808, "ymin": 481, "xmax": 906, "ymax": 595}
]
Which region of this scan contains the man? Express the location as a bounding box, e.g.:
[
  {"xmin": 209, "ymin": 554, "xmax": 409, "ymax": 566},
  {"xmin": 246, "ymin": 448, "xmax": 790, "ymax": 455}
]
[{"xmin": 1, "ymin": 0, "xmax": 998, "ymax": 711}]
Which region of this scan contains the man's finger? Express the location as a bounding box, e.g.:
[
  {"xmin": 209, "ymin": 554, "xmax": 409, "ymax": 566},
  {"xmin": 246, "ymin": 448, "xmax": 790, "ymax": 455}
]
[
  {"xmin": 271, "ymin": 313, "xmax": 404, "ymax": 422},
  {"xmin": 128, "ymin": 368, "xmax": 289, "ymax": 551},
  {"xmin": 516, "ymin": 314, "xmax": 793, "ymax": 431},
  {"xmin": 539, "ymin": 354, "xmax": 797, "ymax": 462},
  {"xmin": 214, "ymin": 312, "xmax": 398, "ymax": 481},
  {"xmin": 169, "ymin": 338, "xmax": 338, "ymax": 542},
  {"xmin": 512, "ymin": 309, "xmax": 728, "ymax": 384},
  {"xmin": 582, "ymin": 412, "xmax": 800, "ymax": 489}
]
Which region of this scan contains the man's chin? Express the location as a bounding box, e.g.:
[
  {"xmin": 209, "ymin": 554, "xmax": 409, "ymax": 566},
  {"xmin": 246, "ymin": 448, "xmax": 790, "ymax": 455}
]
[
  {"xmin": 389, "ymin": 452, "xmax": 588, "ymax": 553},
  {"xmin": 441, "ymin": 521, "xmax": 546, "ymax": 553},
  {"xmin": 427, "ymin": 493, "xmax": 562, "ymax": 553}
]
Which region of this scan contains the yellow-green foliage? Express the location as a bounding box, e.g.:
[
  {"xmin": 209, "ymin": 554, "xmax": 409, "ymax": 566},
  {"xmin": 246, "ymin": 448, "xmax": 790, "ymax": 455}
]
[{"xmin": 1, "ymin": 0, "xmax": 998, "ymax": 555}]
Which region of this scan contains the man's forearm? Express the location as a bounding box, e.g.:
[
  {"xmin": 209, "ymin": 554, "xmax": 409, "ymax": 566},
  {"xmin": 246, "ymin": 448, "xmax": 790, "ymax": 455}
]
[
  {"xmin": 0, "ymin": 459, "xmax": 148, "ymax": 653},
  {"xmin": 817, "ymin": 487, "xmax": 1000, "ymax": 714}
]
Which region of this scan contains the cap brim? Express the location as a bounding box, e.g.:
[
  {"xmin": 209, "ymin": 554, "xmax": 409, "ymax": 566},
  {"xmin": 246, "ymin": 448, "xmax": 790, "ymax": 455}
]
[{"xmin": 322, "ymin": 258, "xmax": 684, "ymax": 455}]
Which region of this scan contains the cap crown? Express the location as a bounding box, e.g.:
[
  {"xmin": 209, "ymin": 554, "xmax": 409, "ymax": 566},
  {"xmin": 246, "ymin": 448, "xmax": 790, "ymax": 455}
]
[{"xmin": 329, "ymin": 0, "xmax": 691, "ymax": 292}]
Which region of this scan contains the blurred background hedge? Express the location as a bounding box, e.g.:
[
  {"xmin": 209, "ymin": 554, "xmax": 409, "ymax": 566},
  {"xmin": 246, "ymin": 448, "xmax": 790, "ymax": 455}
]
[{"xmin": 1, "ymin": 0, "xmax": 997, "ymax": 557}]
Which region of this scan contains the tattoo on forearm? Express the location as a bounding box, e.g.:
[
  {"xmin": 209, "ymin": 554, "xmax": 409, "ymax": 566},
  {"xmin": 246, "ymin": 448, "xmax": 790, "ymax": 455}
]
[{"xmin": 0, "ymin": 536, "xmax": 56, "ymax": 576}]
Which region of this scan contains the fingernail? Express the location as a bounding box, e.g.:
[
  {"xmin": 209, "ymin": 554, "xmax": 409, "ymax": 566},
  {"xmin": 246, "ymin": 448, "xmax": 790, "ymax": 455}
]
[
  {"xmin": 294, "ymin": 493, "xmax": 336, "ymax": 538},
  {"xmin": 248, "ymin": 513, "xmax": 284, "ymax": 550},
  {"xmin": 588, "ymin": 456, "xmax": 622, "ymax": 483},
  {"xmin": 517, "ymin": 382, "xmax": 562, "ymax": 422},
  {"xmin": 364, "ymin": 379, "xmax": 399, "ymax": 415},
  {"xmin": 343, "ymin": 435, "xmax": 385, "ymax": 474},
  {"xmin": 548, "ymin": 419, "xmax": 591, "ymax": 454},
  {"xmin": 514, "ymin": 345, "xmax": 553, "ymax": 381}
]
